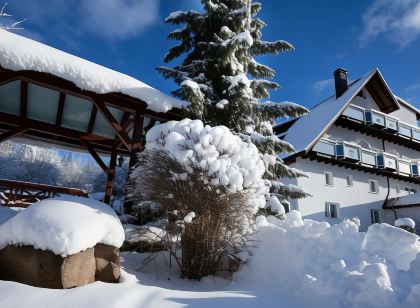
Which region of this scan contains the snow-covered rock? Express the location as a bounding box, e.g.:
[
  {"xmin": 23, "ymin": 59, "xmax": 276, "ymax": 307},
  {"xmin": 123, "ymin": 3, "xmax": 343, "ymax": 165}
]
[{"xmin": 0, "ymin": 196, "xmax": 125, "ymax": 256}]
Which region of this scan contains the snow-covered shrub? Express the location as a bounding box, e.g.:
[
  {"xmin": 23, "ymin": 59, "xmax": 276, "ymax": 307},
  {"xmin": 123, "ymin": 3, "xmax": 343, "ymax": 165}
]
[
  {"xmin": 395, "ymin": 217, "xmax": 416, "ymax": 233},
  {"xmin": 129, "ymin": 119, "xmax": 267, "ymax": 279}
]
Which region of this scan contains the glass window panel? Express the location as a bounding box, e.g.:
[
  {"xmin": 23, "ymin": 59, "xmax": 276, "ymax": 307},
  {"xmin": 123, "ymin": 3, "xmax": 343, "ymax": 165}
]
[
  {"xmin": 343, "ymin": 105, "xmax": 364, "ymax": 122},
  {"xmin": 61, "ymin": 95, "xmax": 93, "ymax": 131},
  {"xmin": 0, "ymin": 80, "xmax": 20, "ymax": 115},
  {"xmin": 313, "ymin": 140, "xmax": 335, "ymax": 156},
  {"xmin": 345, "ymin": 145, "xmax": 360, "ymax": 160},
  {"xmin": 92, "ymin": 106, "xmax": 124, "ymax": 139},
  {"xmin": 27, "ymin": 83, "xmax": 59, "ymax": 124},
  {"xmin": 399, "ymin": 125, "xmax": 412, "ymax": 138}
]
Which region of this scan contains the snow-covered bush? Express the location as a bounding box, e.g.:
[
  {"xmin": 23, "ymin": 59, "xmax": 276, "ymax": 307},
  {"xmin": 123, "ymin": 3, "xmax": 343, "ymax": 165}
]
[
  {"xmin": 395, "ymin": 217, "xmax": 416, "ymax": 233},
  {"xmin": 129, "ymin": 119, "xmax": 267, "ymax": 279}
]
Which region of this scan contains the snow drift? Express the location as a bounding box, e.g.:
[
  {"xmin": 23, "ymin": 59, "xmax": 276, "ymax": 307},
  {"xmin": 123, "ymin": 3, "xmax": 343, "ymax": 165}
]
[
  {"xmin": 0, "ymin": 196, "xmax": 125, "ymax": 256},
  {"xmin": 237, "ymin": 211, "xmax": 420, "ymax": 307}
]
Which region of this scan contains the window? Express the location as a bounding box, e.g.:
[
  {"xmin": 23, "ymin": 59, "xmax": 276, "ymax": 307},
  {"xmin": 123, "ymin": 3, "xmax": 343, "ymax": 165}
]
[
  {"xmin": 325, "ymin": 172, "xmax": 333, "ymax": 186},
  {"xmin": 369, "ymin": 180, "xmax": 379, "ymax": 194},
  {"xmin": 405, "ymin": 187, "xmax": 417, "ymax": 195},
  {"xmin": 371, "ymin": 209, "xmax": 381, "ymax": 224},
  {"xmin": 346, "ymin": 175, "xmax": 353, "ymax": 187},
  {"xmin": 396, "ymin": 184, "xmax": 401, "ymax": 194},
  {"xmin": 325, "ymin": 202, "xmax": 339, "ymax": 218}
]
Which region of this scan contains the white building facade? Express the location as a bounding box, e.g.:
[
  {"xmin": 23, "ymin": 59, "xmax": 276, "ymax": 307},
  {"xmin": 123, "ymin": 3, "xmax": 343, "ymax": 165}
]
[{"xmin": 276, "ymin": 68, "xmax": 420, "ymax": 232}]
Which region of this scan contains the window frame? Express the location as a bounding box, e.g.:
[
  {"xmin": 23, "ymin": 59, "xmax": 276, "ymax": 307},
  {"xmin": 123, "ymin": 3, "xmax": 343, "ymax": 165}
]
[
  {"xmin": 369, "ymin": 179, "xmax": 379, "ymax": 194},
  {"xmin": 346, "ymin": 175, "xmax": 353, "ymax": 187},
  {"xmin": 371, "ymin": 209, "xmax": 381, "ymax": 224},
  {"xmin": 324, "ymin": 172, "xmax": 334, "ymax": 186},
  {"xmin": 325, "ymin": 202, "xmax": 340, "ymax": 219}
]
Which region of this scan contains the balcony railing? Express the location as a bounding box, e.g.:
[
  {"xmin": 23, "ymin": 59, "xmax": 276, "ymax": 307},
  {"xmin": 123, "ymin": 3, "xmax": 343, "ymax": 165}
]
[
  {"xmin": 338, "ymin": 104, "xmax": 420, "ymax": 150},
  {"xmin": 312, "ymin": 138, "xmax": 419, "ymax": 180}
]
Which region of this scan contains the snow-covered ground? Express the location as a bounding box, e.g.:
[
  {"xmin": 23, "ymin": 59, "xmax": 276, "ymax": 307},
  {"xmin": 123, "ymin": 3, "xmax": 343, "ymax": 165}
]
[{"xmin": 0, "ymin": 210, "xmax": 419, "ymax": 308}]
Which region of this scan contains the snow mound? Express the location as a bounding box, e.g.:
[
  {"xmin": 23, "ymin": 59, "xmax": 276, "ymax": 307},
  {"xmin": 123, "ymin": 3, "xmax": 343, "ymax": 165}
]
[
  {"xmin": 143, "ymin": 119, "xmax": 268, "ymax": 211},
  {"xmin": 395, "ymin": 217, "xmax": 416, "ymax": 228},
  {"xmin": 0, "ymin": 29, "xmax": 188, "ymax": 113},
  {"xmin": 236, "ymin": 211, "xmax": 420, "ymax": 307},
  {"xmin": 0, "ymin": 206, "xmax": 17, "ymax": 225},
  {"xmin": 0, "ymin": 196, "xmax": 125, "ymax": 256},
  {"xmin": 362, "ymin": 223, "xmax": 420, "ymax": 270}
]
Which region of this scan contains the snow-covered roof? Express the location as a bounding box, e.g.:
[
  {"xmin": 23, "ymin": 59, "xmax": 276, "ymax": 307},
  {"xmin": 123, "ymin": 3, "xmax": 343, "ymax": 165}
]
[
  {"xmin": 0, "ymin": 29, "xmax": 188, "ymax": 113},
  {"xmin": 281, "ymin": 69, "xmax": 377, "ymax": 157},
  {"xmin": 385, "ymin": 193, "xmax": 420, "ymax": 208},
  {"xmin": 0, "ymin": 196, "xmax": 125, "ymax": 256}
]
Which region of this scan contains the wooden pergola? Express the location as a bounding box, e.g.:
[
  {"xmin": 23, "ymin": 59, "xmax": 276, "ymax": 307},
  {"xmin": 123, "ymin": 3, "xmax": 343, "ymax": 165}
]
[{"xmin": 0, "ymin": 67, "xmax": 182, "ymax": 204}]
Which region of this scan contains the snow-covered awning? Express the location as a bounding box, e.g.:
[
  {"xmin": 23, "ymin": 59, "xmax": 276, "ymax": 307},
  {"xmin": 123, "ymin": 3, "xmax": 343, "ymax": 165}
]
[
  {"xmin": 0, "ymin": 29, "xmax": 188, "ymax": 113},
  {"xmin": 384, "ymin": 193, "xmax": 420, "ymax": 209}
]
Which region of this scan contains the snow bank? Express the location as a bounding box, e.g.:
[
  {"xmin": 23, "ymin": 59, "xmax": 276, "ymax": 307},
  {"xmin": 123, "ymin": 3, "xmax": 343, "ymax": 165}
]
[
  {"xmin": 362, "ymin": 223, "xmax": 420, "ymax": 270},
  {"xmin": 1, "ymin": 209, "xmax": 420, "ymax": 307},
  {"xmin": 0, "ymin": 196, "xmax": 125, "ymax": 256},
  {"xmin": 0, "ymin": 29, "xmax": 188, "ymax": 113},
  {"xmin": 143, "ymin": 119, "xmax": 268, "ymax": 211},
  {"xmin": 395, "ymin": 217, "xmax": 416, "ymax": 228},
  {"xmin": 237, "ymin": 211, "xmax": 420, "ymax": 307}
]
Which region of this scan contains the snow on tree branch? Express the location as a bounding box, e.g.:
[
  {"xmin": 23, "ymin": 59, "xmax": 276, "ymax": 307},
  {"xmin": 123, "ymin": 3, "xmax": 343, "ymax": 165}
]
[{"xmin": 0, "ymin": 3, "xmax": 26, "ymax": 30}]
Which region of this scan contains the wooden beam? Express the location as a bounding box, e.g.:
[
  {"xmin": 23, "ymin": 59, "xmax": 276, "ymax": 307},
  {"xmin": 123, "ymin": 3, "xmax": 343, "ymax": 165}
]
[
  {"xmin": 93, "ymin": 99, "xmax": 132, "ymax": 151},
  {"xmin": 0, "ymin": 112, "xmax": 130, "ymax": 155},
  {"xmin": 129, "ymin": 112, "xmax": 144, "ymax": 168},
  {"xmin": 104, "ymin": 149, "xmax": 117, "ymax": 205},
  {"xmin": 56, "ymin": 92, "xmax": 66, "ymax": 126},
  {"xmin": 0, "ymin": 126, "xmax": 28, "ymax": 143},
  {"xmin": 87, "ymin": 106, "xmax": 97, "ymax": 134},
  {"xmin": 79, "ymin": 138, "xmax": 109, "ymax": 174},
  {"xmin": 0, "ymin": 70, "xmax": 19, "ymax": 87},
  {"xmin": 20, "ymin": 81, "xmax": 28, "ymax": 118}
]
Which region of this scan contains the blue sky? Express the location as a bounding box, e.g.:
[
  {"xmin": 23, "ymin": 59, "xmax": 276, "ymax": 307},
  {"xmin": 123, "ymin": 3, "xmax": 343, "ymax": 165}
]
[{"xmin": 5, "ymin": 0, "xmax": 420, "ymax": 111}]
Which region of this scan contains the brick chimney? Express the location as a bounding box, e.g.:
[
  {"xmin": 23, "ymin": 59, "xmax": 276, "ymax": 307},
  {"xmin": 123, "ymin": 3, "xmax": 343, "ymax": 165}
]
[{"xmin": 334, "ymin": 68, "xmax": 348, "ymax": 98}]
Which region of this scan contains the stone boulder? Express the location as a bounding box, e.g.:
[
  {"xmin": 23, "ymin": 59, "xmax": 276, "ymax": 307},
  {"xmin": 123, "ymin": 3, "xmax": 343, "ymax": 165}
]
[{"xmin": 0, "ymin": 243, "xmax": 120, "ymax": 289}]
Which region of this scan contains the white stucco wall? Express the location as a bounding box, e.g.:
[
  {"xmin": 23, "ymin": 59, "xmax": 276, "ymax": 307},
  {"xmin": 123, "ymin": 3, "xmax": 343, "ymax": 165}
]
[
  {"xmin": 390, "ymin": 104, "xmax": 418, "ymax": 127},
  {"xmin": 287, "ymin": 86, "xmax": 420, "ymax": 231},
  {"xmin": 291, "ymin": 157, "xmax": 420, "ymax": 231}
]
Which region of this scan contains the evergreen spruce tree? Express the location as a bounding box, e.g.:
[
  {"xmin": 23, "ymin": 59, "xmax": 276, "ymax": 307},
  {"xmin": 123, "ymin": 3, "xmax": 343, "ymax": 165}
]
[{"xmin": 157, "ymin": 0, "xmax": 309, "ymax": 213}]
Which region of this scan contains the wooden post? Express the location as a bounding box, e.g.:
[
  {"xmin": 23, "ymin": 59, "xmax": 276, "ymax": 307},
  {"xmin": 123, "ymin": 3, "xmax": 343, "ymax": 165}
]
[
  {"xmin": 129, "ymin": 112, "xmax": 144, "ymax": 168},
  {"xmin": 104, "ymin": 149, "xmax": 117, "ymax": 205}
]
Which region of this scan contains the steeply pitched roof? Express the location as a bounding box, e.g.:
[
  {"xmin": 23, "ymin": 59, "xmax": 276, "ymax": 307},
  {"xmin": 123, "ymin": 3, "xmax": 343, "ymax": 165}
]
[
  {"xmin": 0, "ymin": 29, "xmax": 188, "ymax": 113},
  {"xmin": 280, "ymin": 68, "xmax": 400, "ymax": 159}
]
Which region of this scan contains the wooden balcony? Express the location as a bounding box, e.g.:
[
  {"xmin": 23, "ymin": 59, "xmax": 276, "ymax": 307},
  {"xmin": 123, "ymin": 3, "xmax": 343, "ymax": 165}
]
[{"xmin": 303, "ymin": 151, "xmax": 420, "ymax": 184}]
